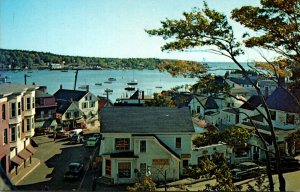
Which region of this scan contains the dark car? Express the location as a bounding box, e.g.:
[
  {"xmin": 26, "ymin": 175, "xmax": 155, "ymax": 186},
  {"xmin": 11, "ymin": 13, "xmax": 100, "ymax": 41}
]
[
  {"xmin": 64, "ymin": 162, "xmax": 84, "ymax": 180},
  {"xmin": 231, "ymin": 162, "xmax": 266, "ymax": 181},
  {"xmin": 270, "ymin": 156, "xmax": 300, "ymax": 172}
]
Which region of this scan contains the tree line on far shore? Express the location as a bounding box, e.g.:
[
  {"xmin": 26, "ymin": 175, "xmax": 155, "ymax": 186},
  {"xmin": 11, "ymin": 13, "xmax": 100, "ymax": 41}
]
[{"xmin": 0, "ymin": 49, "xmax": 178, "ymax": 70}]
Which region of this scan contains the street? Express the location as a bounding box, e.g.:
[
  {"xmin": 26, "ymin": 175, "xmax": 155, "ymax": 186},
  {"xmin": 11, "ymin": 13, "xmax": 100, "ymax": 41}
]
[{"xmin": 16, "ymin": 133, "xmax": 99, "ymax": 191}]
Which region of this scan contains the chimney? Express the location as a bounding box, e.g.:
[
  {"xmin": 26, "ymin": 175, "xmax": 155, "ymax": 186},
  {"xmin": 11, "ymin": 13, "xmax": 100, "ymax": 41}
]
[
  {"xmin": 86, "ymin": 85, "xmax": 89, "ymax": 92},
  {"xmin": 60, "ymin": 84, "xmax": 63, "ymax": 89}
]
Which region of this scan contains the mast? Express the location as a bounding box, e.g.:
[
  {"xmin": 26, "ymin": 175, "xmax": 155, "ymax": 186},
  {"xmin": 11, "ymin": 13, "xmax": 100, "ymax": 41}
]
[{"xmin": 74, "ymin": 69, "xmax": 79, "ymax": 90}]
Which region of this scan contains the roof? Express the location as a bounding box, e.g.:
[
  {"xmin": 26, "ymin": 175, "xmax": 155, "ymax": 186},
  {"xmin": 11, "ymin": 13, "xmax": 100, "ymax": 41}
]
[
  {"xmin": 101, "ymin": 107, "xmax": 194, "ymax": 133},
  {"xmin": 35, "ymin": 90, "xmax": 53, "ymax": 98},
  {"xmin": 56, "ymin": 99, "xmax": 72, "ymax": 114},
  {"xmin": 229, "ymin": 76, "xmax": 257, "ymax": 86},
  {"xmin": 205, "ymin": 97, "xmax": 219, "ymax": 109},
  {"xmin": 0, "ymin": 83, "xmax": 37, "ymax": 97},
  {"xmin": 240, "ymin": 95, "xmax": 263, "ymax": 110},
  {"xmin": 266, "ymin": 87, "xmax": 300, "ymax": 113},
  {"xmin": 54, "ymin": 89, "xmax": 87, "ymax": 101},
  {"xmin": 223, "ymin": 108, "xmax": 239, "ymax": 114}
]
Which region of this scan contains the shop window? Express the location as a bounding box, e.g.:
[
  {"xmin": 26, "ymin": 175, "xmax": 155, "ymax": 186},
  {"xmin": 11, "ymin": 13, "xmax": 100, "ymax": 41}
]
[{"xmin": 105, "ymin": 160, "xmax": 111, "ymax": 176}]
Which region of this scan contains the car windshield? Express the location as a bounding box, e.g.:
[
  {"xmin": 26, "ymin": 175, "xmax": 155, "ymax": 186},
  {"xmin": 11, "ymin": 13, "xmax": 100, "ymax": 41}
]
[
  {"xmin": 69, "ymin": 164, "xmax": 79, "ymax": 171},
  {"xmin": 88, "ymin": 137, "xmax": 97, "ymax": 141}
]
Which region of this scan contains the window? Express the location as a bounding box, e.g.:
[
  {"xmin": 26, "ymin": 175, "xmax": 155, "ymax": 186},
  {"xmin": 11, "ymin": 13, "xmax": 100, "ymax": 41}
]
[
  {"xmin": 197, "ymin": 106, "xmax": 200, "ymax": 113},
  {"xmin": 118, "ymin": 162, "xmax": 131, "ymax": 178},
  {"xmin": 286, "ymin": 114, "xmax": 295, "ymax": 124},
  {"xmin": 89, "ymin": 95, "xmax": 92, "ymax": 100},
  {"xmin": 176, "ymin": 137, "xmax": 181, "ymax": 149},
  {"xmin": 48, "ymin": 110, "xmax": 52, "ymax": 118},
  {"xmin": 74, "ymin": 111, "xmax": 79, "ymax": 118},
  {"xmin": 21, "ymin": 98, "xmax": 24, "ymax": 111},
  {"xmin": 105, "ymin": 160, "xmax": 111, "ymax": 176},
  {"xmin": 90, "ymin": 102, "xmax": 95, "ymax": 108},
  {"xmin": 82, "ymin": 102, "xmax": 88, "ymax": 109},
  {"xmin": 32, "ymin": 118, "xmax": 34, "ymax": 129},
  {"xmin": 27, "ymin": 118, "xmax": 30, "ymax": 131},
  {"xmin": 39, "ymin": 98, "xmax": 45, "ymax": 106},
  {"xmin": 27, "ymin": 97, "xmax": 31, "ymax": 110},
  {"xmin": 65, "ymin": 112, "xmax": 71, "ymax": 119},
  {"xmin": 32, "ymin": 97, "xmax": 35, "ymax": 108},
  {"xmin": 11, "ymin": 127, "xmax": 16, "ymax": 141},
  {"xmin": 18, "ymin": 102, "xmax": 21, "ymax": 115},
  {"xmin": 11, "ymin": 103, "xmax": 16, "ymax": 118},
  {"xmin": 40, "ymin": 111, "xmax": 44, "ymax": 118},
  {"xmin": 4, "ymin": 129, "xmax": 8, "ymax": 144},
  {"xmin": 22, "ymin": 121, "xmax": 24, "ymax": 133},
  {"xmin": 2, "ymin": 104, "xmax": 5, "ymax": 120},
  {"xmin": 85, "ymin": 96, "xmax": 88, "ymax": 101},
  {"xmin": 17, "ymin": 125, "xmax": 20, "ymax": 138},
  {"xmin": 140, "ymin": 140, "xmax": 146, "ymax": 152},
  {"xmin": 270, "ymin": 110, "xmax": 276, "ymax": 120},
  {"xmin": 140, "ymin": 163, "xmax": 146, "ymax": 176},
  {"xmin": 115, "ymin": 138, "xmax": 130, "ymax": 150}
]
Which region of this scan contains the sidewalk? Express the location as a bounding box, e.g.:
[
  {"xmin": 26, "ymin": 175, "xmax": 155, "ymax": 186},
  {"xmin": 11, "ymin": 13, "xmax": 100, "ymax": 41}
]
[{"xmin": 11, "ymin": 157, "xmax": 41, "ymax": 185}]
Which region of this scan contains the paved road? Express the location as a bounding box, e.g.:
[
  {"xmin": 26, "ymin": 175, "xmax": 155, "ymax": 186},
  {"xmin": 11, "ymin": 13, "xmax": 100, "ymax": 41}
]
[{"xmin": 16, "ymin": 133, "xmax": 99, "ymax": 191}]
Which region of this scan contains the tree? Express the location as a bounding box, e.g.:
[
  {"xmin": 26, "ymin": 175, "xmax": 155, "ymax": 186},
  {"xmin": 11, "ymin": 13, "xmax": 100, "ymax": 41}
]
[
  {"xmin": 127, "ymin": 176, "xmax": 156, "ymax": 192},
  {"xmin": 145, "ymin": 1, "xmax": 298, "ymax": 191}
]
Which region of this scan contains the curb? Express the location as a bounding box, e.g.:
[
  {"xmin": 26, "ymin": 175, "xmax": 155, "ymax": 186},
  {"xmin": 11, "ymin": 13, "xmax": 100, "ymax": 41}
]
[{"xmin": 13, "ymin": 158, "xmax": 41, "ymax": 185}]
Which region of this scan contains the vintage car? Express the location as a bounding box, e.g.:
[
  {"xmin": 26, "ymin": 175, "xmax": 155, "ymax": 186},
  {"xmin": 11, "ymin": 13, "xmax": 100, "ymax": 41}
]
[{"xmin": 64, "ymin": 162, "xmax": 84, "ymax": 180}]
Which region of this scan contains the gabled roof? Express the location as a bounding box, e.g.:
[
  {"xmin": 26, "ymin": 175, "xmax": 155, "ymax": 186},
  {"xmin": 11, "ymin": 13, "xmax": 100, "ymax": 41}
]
[
  {"xmin": 240, "ymin": 95, "xmax": 263, "ymax": 110},
  {"xmin": 54, "ymin": 89, "xmax": 87, "ymax": 101},
  {"xmin": 266, "ymin": 87, "xmax": 300, "ymax": 113},
  {"xmin": 229, "ymin": 76, "xmax": 257, "ymax": 86},
  {"xmin": 101, "ymin": 107, "xmax": 194, "ymax": 133},
  {"xmin": 56, "ymin": 99, "xmax": 72, "ymax": 114},
  {"xmin": 205, "ymin": 97, "xmax": 219, "ymax": 109}
]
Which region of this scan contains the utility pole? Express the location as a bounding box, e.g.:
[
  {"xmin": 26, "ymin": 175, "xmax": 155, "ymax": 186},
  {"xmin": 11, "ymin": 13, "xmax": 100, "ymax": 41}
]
[
  {"xmin": 74, "ymin": 69, "xmax": 79, "ymax": 90},
  {"xmin": 24, "ymin": 74, "xmax": 31, "ymax": 84}
]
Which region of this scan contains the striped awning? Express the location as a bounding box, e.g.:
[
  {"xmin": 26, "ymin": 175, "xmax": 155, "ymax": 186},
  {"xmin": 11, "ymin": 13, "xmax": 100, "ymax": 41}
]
[
  {"xmin": 11, "ymin": 155, "xmax": 23, "ymax": 165},
  {"xmin": 26, "ymin": 144, "xmax": 37, "ymax": 154},
  {"xmin": 18, "ymin": 149, "xmax": 31, "ymax": 160}
]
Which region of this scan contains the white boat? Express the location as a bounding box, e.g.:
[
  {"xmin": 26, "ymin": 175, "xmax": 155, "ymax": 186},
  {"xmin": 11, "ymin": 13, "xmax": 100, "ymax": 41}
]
[
  {"xmin": 108, "ymin": 77, "xmax": 116, "ymax": 81},
  {"xmin": 127, "ymin": 79, "xmax": 138, "ymax": 85}
]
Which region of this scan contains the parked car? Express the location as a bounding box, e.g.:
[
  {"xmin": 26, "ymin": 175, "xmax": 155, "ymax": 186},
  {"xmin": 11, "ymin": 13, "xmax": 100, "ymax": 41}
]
[
  {"xmin": 270, "ymin": 156, "xmax": 300, "ymax": 172},
  {"xmin": 231, "ymin": 162, "xmax": 266, "ymax": 181},
  {"xmin": 86, "ymin": 137, "xmax": 98, "ymax": 147},
  {"xmin": 55, "ymin": 126, "xmax": 68, "ymax": 138},
  {"xmin": 69, "ymin": 134, "xmax": 84, "ymax": 144},
  {"xmin": 64, "ymin": 162, "xmax": 84, "ymax": 180},
  {"xmin": 93, "ymin": 133, "xmax": 101, "ymax": 141},
  {"xmin": 68, "ymin": 129, "xmax": 83, "ymax": 138}
]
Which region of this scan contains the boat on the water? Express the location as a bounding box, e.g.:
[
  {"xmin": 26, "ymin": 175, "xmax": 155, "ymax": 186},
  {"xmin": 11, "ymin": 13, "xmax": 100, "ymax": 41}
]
[
  {"xmin": 124, "ymin": 86, "xmax": 135, "ymax": 91},
  {"xmin": 78, "ymin": 85, "xmax": 87, "ymax": 89},
  {"xmin": 104, "ymin": 88, "xmax": 113, "ymax": 93},
  {"xmin": 108, "ymin": 77, "xmax": 116, "ymax": 81},
  {"xmin": 104, "ymin": 81, "xmax": 112, "ymax": 84},
  {"xmin": 127, "ymin": 79, "xmax": 138, "ymax": 85},
  {"xmin": 95, "ymin": 83, "xmax": 102, "ymax": 86},
  {"xmin": 155, "ymin": 86, "xmax": 163, "ymax": 89}
]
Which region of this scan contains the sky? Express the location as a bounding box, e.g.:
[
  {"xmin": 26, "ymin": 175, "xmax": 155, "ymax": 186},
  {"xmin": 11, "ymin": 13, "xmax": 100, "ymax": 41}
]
[{"xmin": 0, "ymin": 0, "xmax": 268, "ymax": 62}]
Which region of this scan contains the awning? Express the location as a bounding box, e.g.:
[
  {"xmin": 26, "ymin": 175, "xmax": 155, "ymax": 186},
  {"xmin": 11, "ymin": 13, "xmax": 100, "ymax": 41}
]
[
  {"xmin": 26, "ymin": 144, "xmax": 37, "ymax": 154},
  {"xmin": 18, "ymin": 149, "xmax": 32, "ymax": 160},
  {"xmin": 35, "ymin": 119, "xmax": 57, "ymax": 129},
  {"xmin": 11, "ymin": 155, "xmax": 24, "ymax": 165}
]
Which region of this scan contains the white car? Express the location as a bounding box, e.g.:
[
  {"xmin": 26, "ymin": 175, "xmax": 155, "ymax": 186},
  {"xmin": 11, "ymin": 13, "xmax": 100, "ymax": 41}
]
[{"xmin": 86, "ymin": 137, "xmax": 98, "ymax": 147}]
